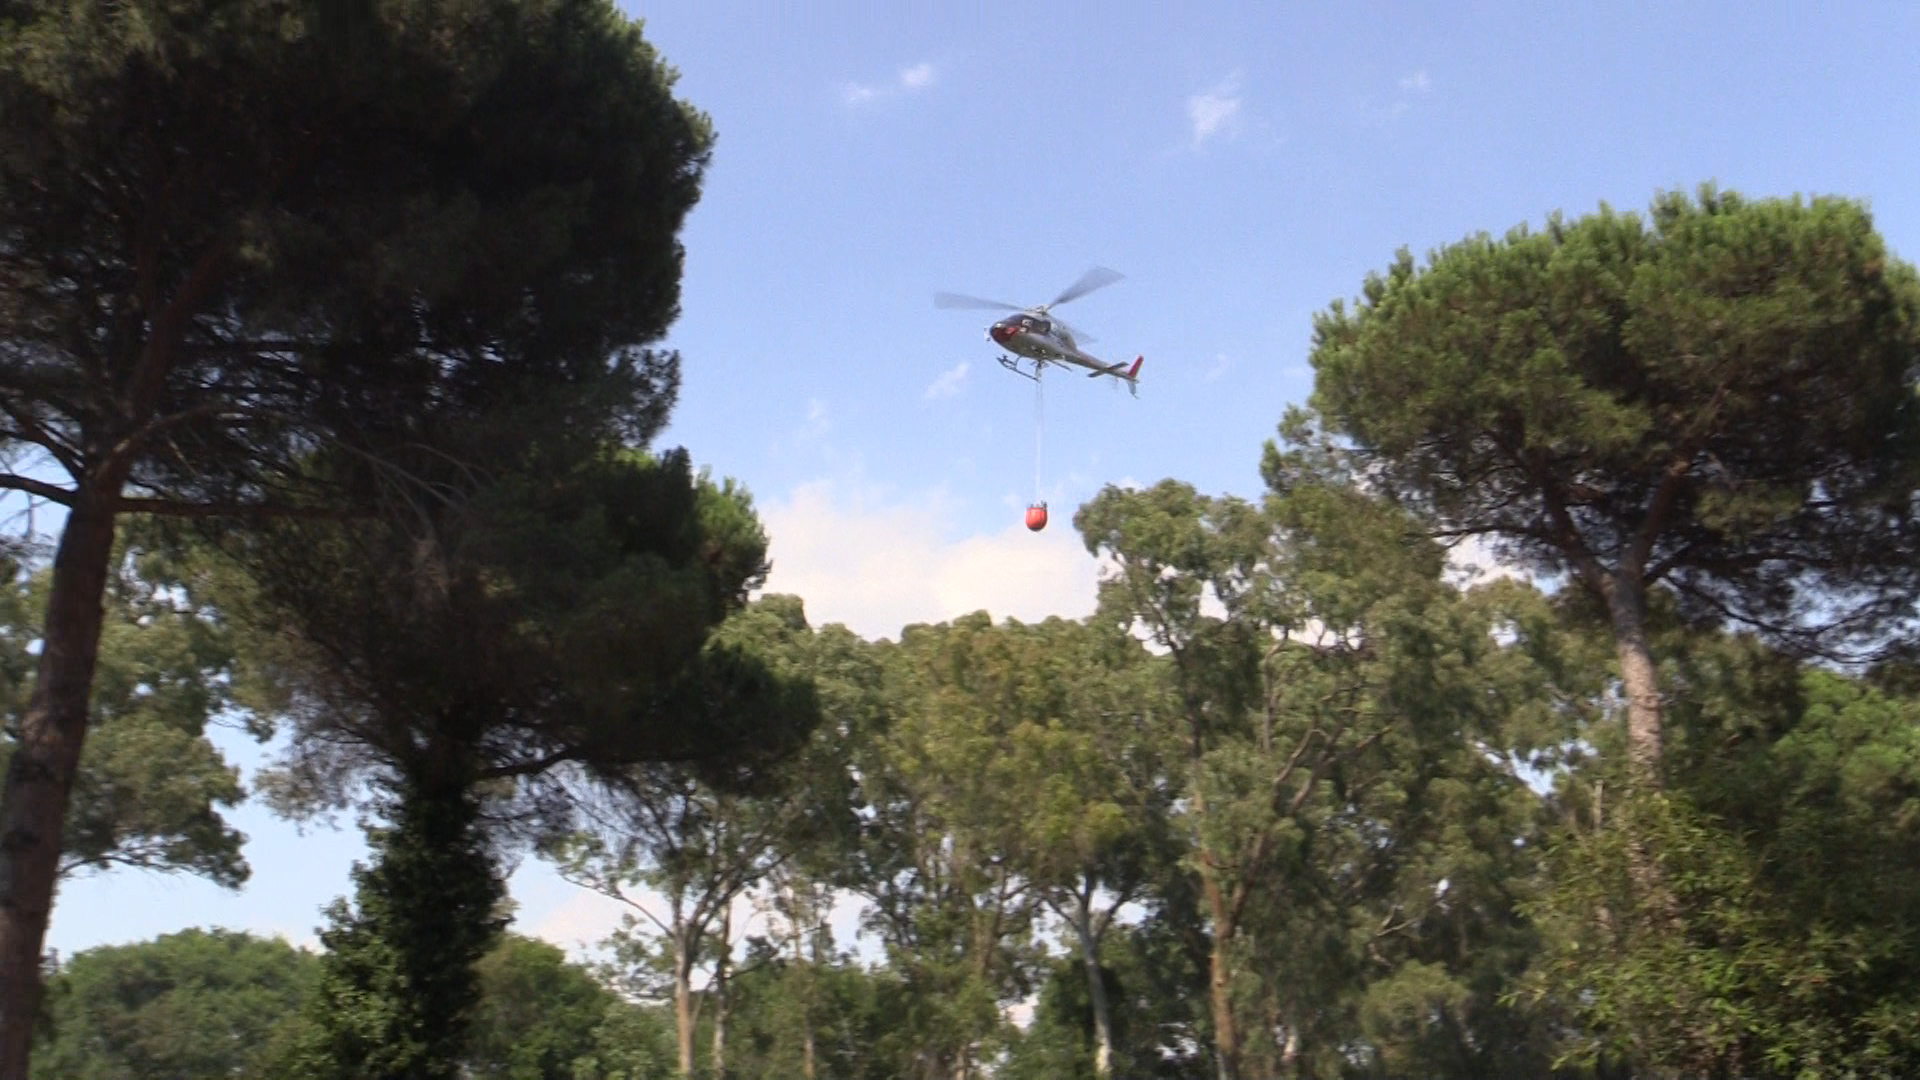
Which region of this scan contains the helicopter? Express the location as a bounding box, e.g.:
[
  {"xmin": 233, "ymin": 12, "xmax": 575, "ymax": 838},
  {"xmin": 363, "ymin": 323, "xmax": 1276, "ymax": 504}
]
[{"xmin": 935, "ymin": 266, "xmax": 1143, "ymax": 396}]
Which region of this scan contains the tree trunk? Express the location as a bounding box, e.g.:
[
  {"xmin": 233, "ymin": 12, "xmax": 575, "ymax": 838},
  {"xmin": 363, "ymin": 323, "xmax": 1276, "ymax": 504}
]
[
  {"xmin": 792, "ymin": 903, "xmax": 816, "ymax": 1080},
  {"xmin": 1606, "ymin": 570, "xmax": 1664, "ymax": 787},
  {"xmin": 674, "ymin": 931, "xmax": 697, "ymax": 1078},
  {"xmin": 1070, "ymin": 894, "xmax": 1116, "ymax": 1080},
  {"xmin": 0, "ymin": 494, "xmax": 120, "ymax": 1080},
  {"xmin": 1604, "ymin": 570, "xmax": 1684, "ymax": 928},
  {"xmin": 711, "ymin": 904, "xmax": 730, "ymax": 1080},
  {"xmin": 1202, "ymin": 871, "xmax": 1241, "ymax": 1080},
  {"xmin": 1189, "ymin": 729, "xmax": 1240, "ymax": 1080}
]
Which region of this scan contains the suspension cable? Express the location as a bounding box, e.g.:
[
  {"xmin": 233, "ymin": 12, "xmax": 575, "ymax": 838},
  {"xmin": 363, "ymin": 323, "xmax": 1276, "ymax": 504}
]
[{"xmin": 1033, "ymin": 365, "xmax": 1045, "ymax": 503}]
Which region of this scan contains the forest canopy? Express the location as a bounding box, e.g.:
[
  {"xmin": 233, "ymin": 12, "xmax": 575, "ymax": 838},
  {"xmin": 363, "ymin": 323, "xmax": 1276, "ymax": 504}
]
[{"xmin": 3, "ymin": 2, "xmax": 1917, "ymax": 1075}]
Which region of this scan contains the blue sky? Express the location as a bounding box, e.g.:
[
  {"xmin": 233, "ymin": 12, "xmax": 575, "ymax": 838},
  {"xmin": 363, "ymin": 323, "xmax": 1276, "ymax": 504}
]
[{"xmin": 44, "ymin": 0, "xmax": 1920, "ymax": 960}]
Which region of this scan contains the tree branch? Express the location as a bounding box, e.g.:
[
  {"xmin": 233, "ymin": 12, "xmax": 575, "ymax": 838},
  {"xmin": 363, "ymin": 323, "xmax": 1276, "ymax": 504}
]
[
  {"xmin": 113, "ymin": 497, "xmax": 347, "ymax": 520},
  {"xmin": 103, "ymin": 400, "xmax": 233, "ymax": 475},
  {"xmin": 557, "ymin": 864, "xmax": 675, "ymax": 937},
  {"xmin": 1489, "ymin": 429, "xmax": 1611, "ymax": 591},
  {"xmin": 126, "ymin": 241, "xmax": 232, "ymax": 420},
  {"xmin": 478, "ymin": 747, "xmax": 578, "ymax": 781},
  {"xmin": 1625, "ymin": 457, "xmax": 1691, "ymax": 578},
  {"xmin": 0, "ymin": 474, "xmax": 75, "ymax": 506},
  {"xmin": 0, "ymin": 397, "xmax": 82, "ymax": 477}
]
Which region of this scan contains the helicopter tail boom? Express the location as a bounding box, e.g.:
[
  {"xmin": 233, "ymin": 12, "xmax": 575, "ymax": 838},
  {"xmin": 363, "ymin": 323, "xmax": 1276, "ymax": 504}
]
[{"xmin": 1084, "ymin": 354, "xmax": 1144, "ymax": 383}]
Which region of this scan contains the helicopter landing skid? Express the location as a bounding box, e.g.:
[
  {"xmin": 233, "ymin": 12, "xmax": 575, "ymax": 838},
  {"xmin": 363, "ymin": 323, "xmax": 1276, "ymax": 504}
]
[{"xmin": 996, "ymin": 354, "xmax": 1045, "ymax": 382}]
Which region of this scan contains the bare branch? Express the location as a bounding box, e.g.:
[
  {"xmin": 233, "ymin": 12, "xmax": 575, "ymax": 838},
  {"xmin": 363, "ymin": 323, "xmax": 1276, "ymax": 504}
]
[
  {"xmin": 126, "ymin": 242, "xmax": 232, "ymax": 419},
  {"xmin": 0, "ymin": 397, "xmax": 82, "ymax": 476},
  {"xmin": 103, "ymin": 400, "xmax": 233, "ymax": 474},
  {"xmin": 0, "ymin": 474, "xmax": 74, "ymax": 506},
  {"xmin": 113, "ymin": 497, "xmax": 344, "ymax": 520},
  {"xmin": 478, "ymin": 747, "xmax": 578, "ymax": 781}
]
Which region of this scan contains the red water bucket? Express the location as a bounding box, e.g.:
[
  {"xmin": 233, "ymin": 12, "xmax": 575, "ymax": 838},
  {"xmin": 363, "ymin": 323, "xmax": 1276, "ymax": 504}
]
[{"xmin": 1025, "ymin": 503, "xmax": 1049, "ymax": 531}]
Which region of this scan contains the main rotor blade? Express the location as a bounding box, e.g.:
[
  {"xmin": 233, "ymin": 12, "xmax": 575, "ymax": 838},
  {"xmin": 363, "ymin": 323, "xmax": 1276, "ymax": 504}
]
[
  {"xmin": 935, "ymin": 292, "xmax": 1023, "ymax": 312},
  {"xmin": 1050, "ymin": 266, "xmax": 1124, "ymax": 307},
  {"xmin": 1052, "ymin": 317, "xmax": 1096, "ymax": 344}
]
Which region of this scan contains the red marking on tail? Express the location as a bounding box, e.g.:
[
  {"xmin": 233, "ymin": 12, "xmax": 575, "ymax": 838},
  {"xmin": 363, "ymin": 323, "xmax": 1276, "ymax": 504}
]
[{"xmin": 1127, "ymin": 355, "xmax": 1143, "ymax": 380}]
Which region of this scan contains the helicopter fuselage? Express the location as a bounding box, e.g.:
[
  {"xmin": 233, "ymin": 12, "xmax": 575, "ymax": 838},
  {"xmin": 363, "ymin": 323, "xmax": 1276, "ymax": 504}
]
[
  {"xmin": 937, "ymin": 268, "xmax": 1140, "ymax": 390},
  {"xmin": 989, "ymin": 313, "xmax": 1078, "ymax": 363},
  {"xmin": 986, "ymin": 312, "xmax": 1140, "ymax": 392}
]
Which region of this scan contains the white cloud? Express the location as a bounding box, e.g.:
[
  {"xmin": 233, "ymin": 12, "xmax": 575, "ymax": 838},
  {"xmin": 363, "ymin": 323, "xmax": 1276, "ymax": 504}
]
[
  {"xmin": 1361, "ymin": 70, "xmax": 1432, "ymax": 125},
  {"xmin": 529, "ymin": 888, "xmax": 635, "ymax": 955},
  {"xmin": 799, "ymin": 397, "xmax": 831, "ymax": 441},
  {"xmin": 1187, "ymin": 74, "xmax": 1244, "ymax": 148},
  {"xmin": 261, "ymin": 925, "xmax": 321, "ymax": 952},
  {"xmin": 1204, "ymin": 352, "xmax": 1232, "ymax": 383},
  {"xmin": 842, "ymin": 61, "xmax": 938, "ymax": 107},
  {"xmin": 899, "ymin": 62, "xmax": 936, "ymax": 90},
  {"xmin": 923, "ymin": 360, "xmax": 970, "ymax": 400},
  {"xmin": 760, "ymin": 481, "xmax": 1099, "ymax": 641}
]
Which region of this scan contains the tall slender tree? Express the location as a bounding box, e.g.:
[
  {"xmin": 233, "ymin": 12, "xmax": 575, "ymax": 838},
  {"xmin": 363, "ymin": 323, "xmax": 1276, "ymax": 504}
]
[
  {"xmin": 556, "ymin": 769, "xmax": 784, "ymax": 1080},
  {"xmin": 857, "ymin": 614, "xmax": 1103, "ymax": 1080},
  {"xmin": 938, "ymin": 617, "xmax": 1177, "ymax": 1080},
  {"xmin": 1075, "ymin": 482, "xmax": 1281, "ymax": 1080},
  {"xmin": 1078, "ymin": 468, "xmax": 1557, "ymax": 1079},
  {"xmin": 205, "ymin": 434, "xmax": 809, "ymax": 1080},
  {"xmin": 551, "ymin": 595, "xmax": 850, "ymax": 1079},
  {"xmin": 0, "ymin": 2, "xmax": 714, "ymax": 1067}
]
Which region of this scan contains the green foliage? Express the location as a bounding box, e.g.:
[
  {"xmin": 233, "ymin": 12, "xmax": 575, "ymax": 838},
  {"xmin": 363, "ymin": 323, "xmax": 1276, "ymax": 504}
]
[
  {"xmin": 0, "ymin": 0, "xmax": 715, "ymax": 505},
  {"xmin": 1002, "ymin": 943, "xmax": 1203, "ymax": 1080},
  {"xmin": 846, "ymin": 614, "xmax": 1176, "ymax": 1075},
  {"xmin": 211, "ymin": 448, "xmax": 802, "ymax": 825},
  {"xmin": 1304, "ymin": 185, "xmax": 1920, "ymax": 649},
  {"xmin": 280, "ymin": 777, "xmax": 505, "ymax": 1080},
  {"xmin": 30, "ymin": 926, "xmax": 674, "ymax": 1080},
  {"xmin": 1001, "ymin": 957, "xmax": 1107, "ymax": 1080},
  {"xmin": 1074, "ymin": 471, "xmax": 1583, "ymax": 1079},
  {"xmin": 188, "ymin": 393, "xmax": 807, "ymax": 1080},
  {"xmin": 0, "ymin": 2, "xmax": 720, "ymax": 1068},
  {"xmin": 547, "ymin": 595, "xmax": 840, "ymax": 1076},
  {"xmin": 31, "ymin": 928, "xmax": 317, "ymax": 1080},
  {"xmin": 1283, "ymin": 187, "xmax": 1920, "ymax": 1072},
  {"xmin": 468, "ymin": 935, "xmax": 619, "ymax": 1080},
  {"xmin": 716, "ymin": 942, "xmax": 915, "ymax": 1080},
  {"xmin": 884, "ymin": 613, "xmax": 1176, "ymax": 1078},
  {"xmin": 1527, "ymin": 660, "xmax": 1920, "ymax": 1077},
  {"xmin": 1097, "ymin": 899, "xmax": 1216, "ymax": 1079},
  {"xmin": 568, "ymin": 999, "xmax": 676, "ymax": 1080},
  {"xmin": 0, "ymin": 543, "xmax": 248, "ymax": 885}
]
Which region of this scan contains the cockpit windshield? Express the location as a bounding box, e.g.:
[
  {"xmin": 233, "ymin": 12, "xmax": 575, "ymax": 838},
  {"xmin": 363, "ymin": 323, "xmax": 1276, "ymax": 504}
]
[{"xmin": 995, "ymin": 314, "xmax": 1052, "ymax": 336}]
